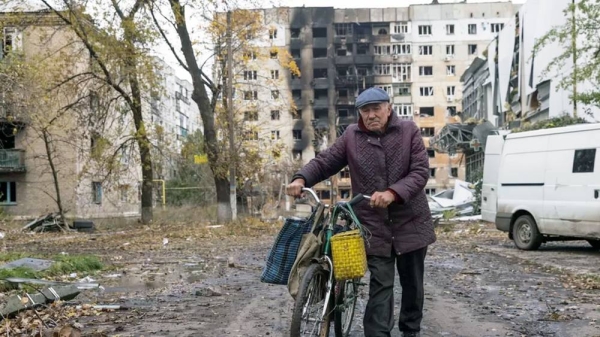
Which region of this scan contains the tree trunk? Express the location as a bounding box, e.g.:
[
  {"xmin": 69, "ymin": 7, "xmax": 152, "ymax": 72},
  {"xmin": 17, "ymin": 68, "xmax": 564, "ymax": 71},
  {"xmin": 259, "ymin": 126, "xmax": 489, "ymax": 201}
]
[
  {"xmin": 130, "ymin": 83, "xmax": 153, "ymax": 224},
  {"xmin": 42, "ymin": 129, "xmax": 67, "ymax": 232},
  {"xmin": 169, "ymin": 0, "xmax": 231, "ymax": 224}
]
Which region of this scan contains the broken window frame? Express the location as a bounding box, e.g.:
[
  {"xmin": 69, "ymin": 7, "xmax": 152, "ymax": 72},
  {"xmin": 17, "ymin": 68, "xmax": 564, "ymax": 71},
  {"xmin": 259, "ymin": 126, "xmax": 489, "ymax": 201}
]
[
  {"xmin": 392, "ymin": 43, "xmax": 411, "ymax": 55},
  {"xmin": 373, "ymin": 45, "xmax": 391, "ymax": 55},
  {"xmin": 270, "ymin": 110, "xmax": 280, "ymax": 120},
  {"xmin": 446, "ymin": 65, "xmax": 456, "ymax": 76},
  {"xmin": 419, "ymin": 66, "xmax": 433, "ymax": 77},
  {"xmin": 468, "ymin": 44, "xmax": 478, "ymax": 55},
  {"xmin": 392, "ymin": 64, "xmax": 411, "ymax": 82},
  {"xmin": 419, "ymin": 86, "xmax": 434, "ymax": 97},
  {"xmin": 374, "ymin": 64, "xmax": 391, "ymax": 75}
]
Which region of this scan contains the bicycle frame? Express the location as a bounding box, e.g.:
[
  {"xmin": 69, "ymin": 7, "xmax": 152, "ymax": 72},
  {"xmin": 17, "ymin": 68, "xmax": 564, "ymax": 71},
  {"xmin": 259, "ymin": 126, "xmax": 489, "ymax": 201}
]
[{"xmin": 300, "ymin": 188, "xmax": 371, "ymax": 328}]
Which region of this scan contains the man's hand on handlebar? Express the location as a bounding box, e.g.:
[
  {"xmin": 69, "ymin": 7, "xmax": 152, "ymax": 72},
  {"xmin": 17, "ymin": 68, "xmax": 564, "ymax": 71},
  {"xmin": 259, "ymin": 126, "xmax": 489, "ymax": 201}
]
[
  {"xmin": 369, "ymin": 191, "xmax": 395, "ymax": 208},
  {"xmin": 286, "ymin": 179, "xmax": 305, "ymax": 198}
]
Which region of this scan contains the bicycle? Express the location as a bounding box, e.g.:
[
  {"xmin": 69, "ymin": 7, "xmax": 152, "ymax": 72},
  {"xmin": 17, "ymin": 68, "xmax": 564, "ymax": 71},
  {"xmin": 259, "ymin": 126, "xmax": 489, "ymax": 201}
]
[{"xmin": 290, "ymin": 187, "xmax": 371, "ymax": 337}]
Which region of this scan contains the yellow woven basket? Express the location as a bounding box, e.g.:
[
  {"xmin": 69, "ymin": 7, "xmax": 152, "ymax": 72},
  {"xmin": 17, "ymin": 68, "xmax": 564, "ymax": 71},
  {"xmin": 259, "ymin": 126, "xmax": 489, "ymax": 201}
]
[{"xmin": 331, "ymin": 229, "xmax": 367, "ymax": 281}]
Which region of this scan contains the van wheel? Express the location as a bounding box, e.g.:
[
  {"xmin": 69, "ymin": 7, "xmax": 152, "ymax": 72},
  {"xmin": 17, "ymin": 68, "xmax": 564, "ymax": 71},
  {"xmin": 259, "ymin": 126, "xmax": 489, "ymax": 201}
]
[
  {"xmin": 512, "ymin": 215, "xmax": 542, "ymax": 251},
  {"xmin": 587, "ymin": 240, "xmax": 600, "ymax": 250}
]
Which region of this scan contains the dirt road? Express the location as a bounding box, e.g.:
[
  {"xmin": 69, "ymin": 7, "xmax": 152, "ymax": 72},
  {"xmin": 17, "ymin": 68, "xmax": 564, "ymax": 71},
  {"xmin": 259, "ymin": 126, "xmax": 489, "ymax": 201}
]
[{"xmin": 5, "ymin": 220, "xmax": 600, "ymax": 337}]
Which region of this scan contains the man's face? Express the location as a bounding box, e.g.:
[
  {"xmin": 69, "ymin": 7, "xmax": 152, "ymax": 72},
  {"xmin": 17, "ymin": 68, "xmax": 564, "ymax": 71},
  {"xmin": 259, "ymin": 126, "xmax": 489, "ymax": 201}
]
[{"xmin": 358, "ymin": 102, "xmax": 392, "ymax": 133}]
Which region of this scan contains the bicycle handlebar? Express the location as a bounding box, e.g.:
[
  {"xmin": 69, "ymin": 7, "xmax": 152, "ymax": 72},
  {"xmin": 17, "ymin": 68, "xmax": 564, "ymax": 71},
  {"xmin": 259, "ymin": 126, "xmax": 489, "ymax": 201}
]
[
  {"xmin": 300, "ymin": 187, "xmax": 371, "ymax": 207},
  {"xmin": 347, "ymin": 193, "xmax": 371, "ymax": 207},
  {"xmin": 301, "ymin": 188, "xmax": 321, "ymax": 204}
]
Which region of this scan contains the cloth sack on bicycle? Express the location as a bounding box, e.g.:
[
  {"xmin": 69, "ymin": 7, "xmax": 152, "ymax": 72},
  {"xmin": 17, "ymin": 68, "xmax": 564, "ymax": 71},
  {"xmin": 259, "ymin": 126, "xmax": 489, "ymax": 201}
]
[
  {"xmin": 287, "ymin": 230, "xmax": 322, "ymax": 300},
  {"xmin": 260, "ymin": 217, "xmax": 312, "ymax": 285}
]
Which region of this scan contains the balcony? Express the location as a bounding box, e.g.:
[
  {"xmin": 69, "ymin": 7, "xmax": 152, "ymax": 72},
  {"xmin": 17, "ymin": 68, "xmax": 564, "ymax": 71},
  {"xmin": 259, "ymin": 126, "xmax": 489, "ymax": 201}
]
[
  {"xmin": 312, "ymin": 97, "xmax": 329, "ymax": 108},
  {"xmin": 334, "ymin": 55, "xmax": 354, "ymax": 65},
  {"xmin": 354, "ymin": 54, "xmax": 374, "ymax": 64},
  {"xmin": 335, "ymin": 75, "xmax": 374, "ymax": 87},
  {"xmin": 375, "ymin": 54, "xmax": 413, "ymax": 63},
  {"xmin": 334, "ymin": 35, "xmax": 354, "ymax": 44},
  {"xmin": 355, "ymin": 35, "xmax": 373, "ymax": 43},
  {"xmin": 373, "ymin": 34, "xmax": 390, "ymax": 44},
  {"xmin": 336, "ymin": 97, "xmax": 356, "ymax": 106},
  {"xmin": 311, "ymin": 78, "xmax": 329, "ymax": 89},
  {"xmin": 0, "ymin": 149, "xmax": 26, "ymax": 173}
]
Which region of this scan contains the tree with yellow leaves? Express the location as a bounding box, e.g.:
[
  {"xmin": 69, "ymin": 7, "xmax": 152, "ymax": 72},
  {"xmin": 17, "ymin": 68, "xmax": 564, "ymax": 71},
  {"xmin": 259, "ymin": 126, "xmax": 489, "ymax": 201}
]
[{"xmin": 148, "ymin": 1, "xmax": 300, "ymax": 222}]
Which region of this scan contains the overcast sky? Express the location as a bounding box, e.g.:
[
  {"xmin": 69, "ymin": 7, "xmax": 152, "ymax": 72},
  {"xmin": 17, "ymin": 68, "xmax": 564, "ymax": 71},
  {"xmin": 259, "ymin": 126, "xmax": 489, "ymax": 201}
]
[{"xmin": 277, "ymin": 0, "xmax": 526, "ymax": 7}]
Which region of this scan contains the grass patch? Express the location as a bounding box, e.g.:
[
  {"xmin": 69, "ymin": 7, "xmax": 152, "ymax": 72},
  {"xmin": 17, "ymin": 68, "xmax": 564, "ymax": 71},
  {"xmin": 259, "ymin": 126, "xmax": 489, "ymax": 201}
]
[{"xmin": 0, "ymin": 254, "xmax": 104, "ymax": 291}]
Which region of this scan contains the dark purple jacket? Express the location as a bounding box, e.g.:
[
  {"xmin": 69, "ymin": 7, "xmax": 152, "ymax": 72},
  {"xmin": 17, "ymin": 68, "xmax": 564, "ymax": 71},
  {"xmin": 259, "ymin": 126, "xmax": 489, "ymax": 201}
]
[{"xmin": 293, "ymin": 112, "xmax": 436, "ymax": 257}]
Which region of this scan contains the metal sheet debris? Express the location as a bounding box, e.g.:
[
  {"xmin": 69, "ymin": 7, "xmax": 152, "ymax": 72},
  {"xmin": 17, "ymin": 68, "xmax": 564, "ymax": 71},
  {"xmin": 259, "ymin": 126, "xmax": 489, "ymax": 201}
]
[{"xmin": 0, "ymin": 258, "xmax": 54, "ymax": 272}]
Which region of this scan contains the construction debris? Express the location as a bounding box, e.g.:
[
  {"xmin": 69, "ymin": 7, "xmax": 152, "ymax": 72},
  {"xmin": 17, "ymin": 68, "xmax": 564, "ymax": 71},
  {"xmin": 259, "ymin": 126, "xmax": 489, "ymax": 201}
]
[
  {"xmin": 4, "ymin": 277, "xmax": 101, "ymax": 290},
  {"xmin": 22, "ymin": 213, "xmax": 67, "ymax": 233},
  {"xmin": 0, "ymin": 258, "xmax": 54, "ymax": 272},
  {"xmin": 0, "ymin": 285, "xmax": 80, "ymax": 320}
]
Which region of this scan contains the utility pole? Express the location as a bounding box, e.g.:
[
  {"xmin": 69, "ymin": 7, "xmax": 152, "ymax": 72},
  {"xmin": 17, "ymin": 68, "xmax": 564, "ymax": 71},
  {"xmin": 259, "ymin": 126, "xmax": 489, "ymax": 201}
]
[{"xmin": 226, "ymin": 11, "xmax": 237, "ymax": 220}]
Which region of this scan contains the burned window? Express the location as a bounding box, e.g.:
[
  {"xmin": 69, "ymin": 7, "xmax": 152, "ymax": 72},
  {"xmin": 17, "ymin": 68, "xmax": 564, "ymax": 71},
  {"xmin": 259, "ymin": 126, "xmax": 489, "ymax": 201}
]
[
  {"xmin": 312, "ymin": 27, "xmax": 327, "ymax": 38},
  {"xmin": 338, "ymin": 89, "xmax": 348, "ymax": 97},
  {"xmin": 314, "ymin": 109, "xmax": 328, "ymax": 119},
  {"xmin": 317, "ymin": 189, "xmax": 331, "ymax": 200},
  {"xmin": 271, "ymin": 90, "xmax": 280, "ymax": 99},
  {"xmin": 291, "ymin": 28, "xmax": 301, "ymax": 38},
  {"xmin": 356, "ymin": 44, "xmax": 369, "ymax": 55},
  {"xmin": 313, "ymin": 68, "xmax": 327, "ymax": 78},
  {"xmin": 338, "ymin": 109, "xmax": 350, "ymax": 117},
  {"xmin": 339, "ymin": 189, "xmax": 351, "ymax": 199},
  {"xmin": 427, "ymin": 149, "xmax": 436, "ymax": 158},
  {"xmin": 430, "ymin": 168, "xmax": 436, "ymax": 178},
  {"xmin": 313, "ymin": 48, "xmax": 327, "ymax": 58},
  {"xmin": 314, "ymin": 89, "xmax": 327, "ymax": 99},
  {"xmin": 451, "ymin": 168, "xmax": 458, "ymax": 177},
  {"xmin": 356, "ymin": 67, "xmax": 369, "ymax": 76},
  {"xmin": 573, "ymin": 149, "xmax": 596, "ymax": 173},
  {"xmin": 377, "ymin": 28, "xmax": 388, "ymax": 35},
  {"xmin": 291, "ymin": 48, "xmax": 301, "ymax": 58},
  {"xmin": 335, "ymin": 24, "xmax": 353, "ymax": 36},
  {"xmin": 292, "ymin": 89, "xmax": 301, "ymax": 100},
  {"xmin": 337, "ymin": 66, "xmax": 350, "ymax": 76},
  {"xmin": 293, "ymin": 130, "xmax": 302, "ymax": 141},
  {"xmin": 419, "ymin": 107, "xmax": 434, "ymax": 117},
  {"xmin": 270, "ymin": 50, "xmax": 278, "ymax": 59}
]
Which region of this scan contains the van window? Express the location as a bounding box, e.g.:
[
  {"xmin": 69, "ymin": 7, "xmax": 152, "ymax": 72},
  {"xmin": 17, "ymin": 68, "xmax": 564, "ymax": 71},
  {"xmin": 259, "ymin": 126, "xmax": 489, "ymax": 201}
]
[{"xmin": 572, "ymin": 148, "xmax": 596, "ymax": 173}]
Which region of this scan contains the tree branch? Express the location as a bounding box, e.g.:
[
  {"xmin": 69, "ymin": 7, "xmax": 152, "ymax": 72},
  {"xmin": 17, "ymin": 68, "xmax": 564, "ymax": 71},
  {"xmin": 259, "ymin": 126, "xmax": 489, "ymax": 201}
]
[{"xmin": 147, "ymin": 1, "xmax": 190, "ymax": 72}]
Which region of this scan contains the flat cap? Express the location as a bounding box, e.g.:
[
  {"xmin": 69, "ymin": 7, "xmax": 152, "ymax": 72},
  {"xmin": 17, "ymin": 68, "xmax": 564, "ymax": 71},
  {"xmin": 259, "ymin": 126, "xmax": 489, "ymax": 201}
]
[{"xmin": 355, "ymin": 87, "xmax": 390, "ymax": 109}]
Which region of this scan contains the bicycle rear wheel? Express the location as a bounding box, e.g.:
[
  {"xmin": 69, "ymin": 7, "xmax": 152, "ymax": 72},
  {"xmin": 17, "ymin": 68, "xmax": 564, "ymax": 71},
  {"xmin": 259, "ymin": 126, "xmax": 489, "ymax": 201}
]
[
  {"xmin": 334, "ymin": 279, "xmax": 359, "ymax": 337},
  {"xmin": 290, "ymin": 263, "xmax": 331, "ymax": 337}
]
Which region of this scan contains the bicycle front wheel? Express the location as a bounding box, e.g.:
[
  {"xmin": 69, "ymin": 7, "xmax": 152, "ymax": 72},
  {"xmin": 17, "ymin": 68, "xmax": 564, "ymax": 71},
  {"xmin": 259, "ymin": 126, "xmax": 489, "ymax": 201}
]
[
  {"xmin": 334, "ymin": 279, "xmax": 359, "ymax": 337},
  {"xmin": 290, "ymin": 263, "xmax": 331, "ymax": 337}
]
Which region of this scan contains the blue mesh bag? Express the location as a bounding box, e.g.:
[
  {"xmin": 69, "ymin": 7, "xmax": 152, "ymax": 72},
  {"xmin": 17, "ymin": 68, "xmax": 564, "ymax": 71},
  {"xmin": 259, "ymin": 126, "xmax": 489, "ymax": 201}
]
[{"xmin": 261, "ymin": 216, "xmax": 313, "ymax": 285}]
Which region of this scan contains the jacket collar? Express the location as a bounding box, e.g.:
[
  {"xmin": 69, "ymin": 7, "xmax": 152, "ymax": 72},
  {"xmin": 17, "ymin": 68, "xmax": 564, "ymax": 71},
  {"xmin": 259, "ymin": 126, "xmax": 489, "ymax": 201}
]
[{"xmin": 356, "ymin": 110, "xmax": 401, "ymax": 135}]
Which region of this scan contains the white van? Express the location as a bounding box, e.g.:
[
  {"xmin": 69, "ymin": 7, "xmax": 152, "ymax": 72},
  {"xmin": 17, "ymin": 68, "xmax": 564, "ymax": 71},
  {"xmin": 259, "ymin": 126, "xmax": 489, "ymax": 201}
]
[{"xmin": 482, "ymin": 123, "xmax": 600, "ymax": 250}]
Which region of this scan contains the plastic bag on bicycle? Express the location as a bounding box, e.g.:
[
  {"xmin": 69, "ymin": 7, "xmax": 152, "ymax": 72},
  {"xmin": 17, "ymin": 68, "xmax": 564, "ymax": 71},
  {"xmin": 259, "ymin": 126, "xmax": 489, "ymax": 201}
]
[{"xmin": 260, "ymin": 217, "xmax": 313, "ymax": 285}]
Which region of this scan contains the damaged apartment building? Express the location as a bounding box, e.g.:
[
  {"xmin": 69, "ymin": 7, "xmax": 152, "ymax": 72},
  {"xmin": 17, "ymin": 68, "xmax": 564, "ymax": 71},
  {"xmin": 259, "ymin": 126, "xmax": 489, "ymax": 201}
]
[
  {"xmin": 232, "ymin": 1, "xmax": 519, "ymax": 204},
  {"xmin": 431, "ymin": 0, "xmax": 600, "ymax": 182},
  {"xmin": 0, "ymin": 10, "xmax": 142, "ymax": 219}
]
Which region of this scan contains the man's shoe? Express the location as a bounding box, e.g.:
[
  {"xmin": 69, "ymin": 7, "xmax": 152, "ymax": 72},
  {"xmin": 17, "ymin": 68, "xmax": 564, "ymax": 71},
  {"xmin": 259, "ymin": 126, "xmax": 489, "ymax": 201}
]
[{"xmin": 402, "ymin": 332, "xmax": 420, "ymax": 337}]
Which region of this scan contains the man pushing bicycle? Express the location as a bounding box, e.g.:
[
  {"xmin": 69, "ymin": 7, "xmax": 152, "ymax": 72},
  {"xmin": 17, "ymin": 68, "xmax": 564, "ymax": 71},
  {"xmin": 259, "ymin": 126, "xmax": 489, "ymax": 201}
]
[{"xmin": 286, "ymin": 87, "xmax": 436, "ymax": 337}]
